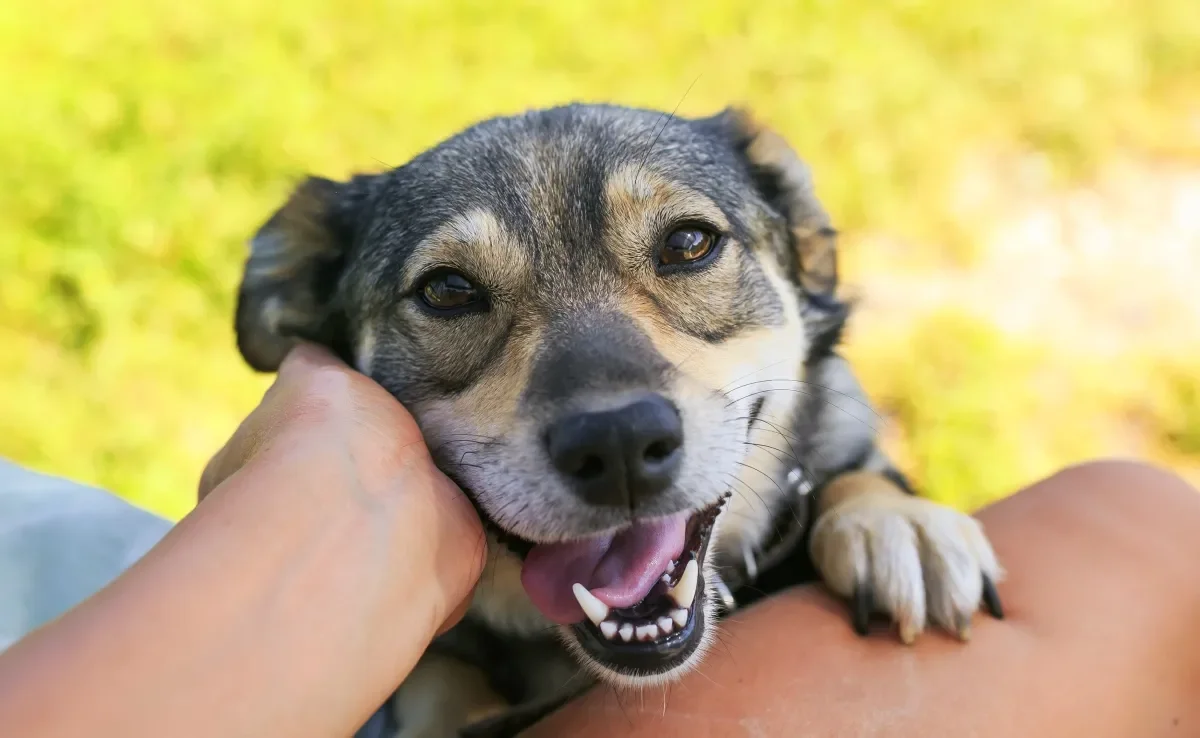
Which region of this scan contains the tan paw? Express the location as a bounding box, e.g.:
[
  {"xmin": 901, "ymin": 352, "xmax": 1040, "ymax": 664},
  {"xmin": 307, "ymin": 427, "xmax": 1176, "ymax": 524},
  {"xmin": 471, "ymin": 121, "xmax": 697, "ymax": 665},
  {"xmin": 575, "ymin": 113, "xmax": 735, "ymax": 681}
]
[{"xmin": 810, "ymin": 489, "xmax": 1004, "ymax": 643}]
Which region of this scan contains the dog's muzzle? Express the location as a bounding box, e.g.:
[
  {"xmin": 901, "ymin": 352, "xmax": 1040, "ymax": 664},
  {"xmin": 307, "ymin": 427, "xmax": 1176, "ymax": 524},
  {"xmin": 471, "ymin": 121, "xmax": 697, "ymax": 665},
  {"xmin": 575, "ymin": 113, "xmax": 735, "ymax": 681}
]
[{"xmin": 517, "ymin": 495, "xmax": 728, "ymax": 676}]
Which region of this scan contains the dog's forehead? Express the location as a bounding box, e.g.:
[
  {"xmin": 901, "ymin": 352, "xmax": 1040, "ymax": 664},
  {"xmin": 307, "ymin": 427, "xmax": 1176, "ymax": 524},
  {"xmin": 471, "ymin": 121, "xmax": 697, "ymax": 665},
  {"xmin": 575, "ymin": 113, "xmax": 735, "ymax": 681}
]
[{"xmin": 359, "ymin": 106, "xmax": 754, "ymax": 275}]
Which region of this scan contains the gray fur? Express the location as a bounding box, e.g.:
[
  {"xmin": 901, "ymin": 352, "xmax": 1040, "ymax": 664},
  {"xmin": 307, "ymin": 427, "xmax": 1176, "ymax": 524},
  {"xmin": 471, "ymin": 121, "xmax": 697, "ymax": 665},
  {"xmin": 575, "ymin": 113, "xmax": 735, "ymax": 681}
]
[{"xmin": 234, "ymin": 103, "xmax": 1002, "ymax": 738}]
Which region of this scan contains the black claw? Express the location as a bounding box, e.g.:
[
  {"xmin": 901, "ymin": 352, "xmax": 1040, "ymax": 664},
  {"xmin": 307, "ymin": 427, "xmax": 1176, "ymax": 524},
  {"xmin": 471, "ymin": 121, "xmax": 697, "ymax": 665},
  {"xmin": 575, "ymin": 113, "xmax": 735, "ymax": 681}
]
[
  {"xmin": 981, "ymin": 574, "xmax": 1004, "ymax": 620},
  {"xmin": 852, "ymin": 582, "xmax": 872, "ymax": 636}
]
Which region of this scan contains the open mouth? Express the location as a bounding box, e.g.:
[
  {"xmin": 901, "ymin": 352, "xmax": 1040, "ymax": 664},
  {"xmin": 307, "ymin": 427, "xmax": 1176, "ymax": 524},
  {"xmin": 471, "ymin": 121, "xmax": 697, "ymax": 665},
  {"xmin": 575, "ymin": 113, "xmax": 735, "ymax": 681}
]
[{"xmin": 513, "ymin": 496, "xmax": 727, "ymax": 676}]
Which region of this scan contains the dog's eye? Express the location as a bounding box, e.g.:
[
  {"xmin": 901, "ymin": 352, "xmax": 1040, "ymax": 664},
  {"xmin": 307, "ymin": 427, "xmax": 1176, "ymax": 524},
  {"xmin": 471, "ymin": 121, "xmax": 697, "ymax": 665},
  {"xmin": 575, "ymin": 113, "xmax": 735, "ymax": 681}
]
[
  {"xmin": 420, "ymin": 271, "xmax": 484, "ymax": 313},
  {"xmin": 659, "ymin": 226, "xmax": 717, "ymax": 268}
]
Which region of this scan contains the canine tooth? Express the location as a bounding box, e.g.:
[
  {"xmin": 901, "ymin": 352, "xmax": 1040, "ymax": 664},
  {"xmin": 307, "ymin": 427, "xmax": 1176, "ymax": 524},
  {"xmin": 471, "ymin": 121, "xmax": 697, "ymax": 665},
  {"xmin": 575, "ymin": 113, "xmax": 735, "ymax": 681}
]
[
  {"xmin": 619, "ymin": 623, "xmax": 634, "ymax": 642},
  {"xmin": 636, "ymin": 624, "xmax": 659, "ymax": 641},
  {"xmin": 671, "ymin": 608, "xmax": 688, "ymax": 628},
  {"xmin": 600, "ymin": 621, "xmax": 618, "ymax": 639},
  {"xmin": 572, "ymin": 583, "xmax": 610, "ymax": 626},
  {"xmin": 657, "ymin": 616, "xmax": 674, "ymax": 635},
  {"xmin": 666, "ymin": 561, "xmax": 676, "ymax": 574},
  {"xmin": 669, "ymin": 559, "xmax": 699, "ymax": 608}
]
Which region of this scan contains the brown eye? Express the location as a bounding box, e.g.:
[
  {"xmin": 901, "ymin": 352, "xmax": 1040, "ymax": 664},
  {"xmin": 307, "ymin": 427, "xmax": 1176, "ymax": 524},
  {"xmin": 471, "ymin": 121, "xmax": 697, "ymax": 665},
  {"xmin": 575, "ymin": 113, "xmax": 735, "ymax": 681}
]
[
  {"xmin": 659, "ymin": 226, "xmax": 718, "ymax": 268},
  {"xmin": 420, "ymin": 271, "xmax": 484, "ymax": 313}
]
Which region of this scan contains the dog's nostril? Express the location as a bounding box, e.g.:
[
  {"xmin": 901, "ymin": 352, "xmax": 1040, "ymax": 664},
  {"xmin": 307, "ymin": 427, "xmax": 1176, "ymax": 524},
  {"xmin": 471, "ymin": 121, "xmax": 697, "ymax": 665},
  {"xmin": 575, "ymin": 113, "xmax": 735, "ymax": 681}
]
[
  {"xmin": 643, "ymin": 439, "xmax": 678, "ymax": 463},
  {"xmin": 545, "ymin": 393, "xmax": 684, "ymax": 507},
  {"xmin": 575, "ymin": 455, "xmax": 606, "ymax": 480}
]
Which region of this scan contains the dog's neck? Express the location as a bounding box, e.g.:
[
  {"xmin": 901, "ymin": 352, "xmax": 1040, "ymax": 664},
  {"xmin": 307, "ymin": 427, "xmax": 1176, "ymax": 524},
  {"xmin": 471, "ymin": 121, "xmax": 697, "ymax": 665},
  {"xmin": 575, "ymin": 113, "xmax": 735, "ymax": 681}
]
[{"xmin": 710, "ymin": 464, "xmax": 815, "ymax": 608}]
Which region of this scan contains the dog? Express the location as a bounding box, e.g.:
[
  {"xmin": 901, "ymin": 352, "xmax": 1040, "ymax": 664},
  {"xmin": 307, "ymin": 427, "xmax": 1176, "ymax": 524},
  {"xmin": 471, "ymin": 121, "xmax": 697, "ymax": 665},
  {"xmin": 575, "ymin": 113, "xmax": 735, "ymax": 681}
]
[{"xmin": 232, "ymin": 103, "xmax": 1005, "ymax": 737}]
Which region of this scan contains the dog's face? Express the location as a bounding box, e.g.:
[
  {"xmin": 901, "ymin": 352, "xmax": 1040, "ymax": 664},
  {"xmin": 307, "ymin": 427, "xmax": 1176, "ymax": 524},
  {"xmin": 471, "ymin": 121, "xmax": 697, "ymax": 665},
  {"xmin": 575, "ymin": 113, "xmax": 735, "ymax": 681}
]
[{"xmin": 236, "ymin": 104, "xmax": 843, "ymax": 685}]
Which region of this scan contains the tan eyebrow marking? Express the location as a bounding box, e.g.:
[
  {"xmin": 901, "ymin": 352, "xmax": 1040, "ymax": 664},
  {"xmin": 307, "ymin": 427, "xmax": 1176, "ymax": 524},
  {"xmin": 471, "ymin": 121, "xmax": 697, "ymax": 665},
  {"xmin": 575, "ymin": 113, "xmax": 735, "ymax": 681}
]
[
  {"xmin": 603, "ymin": 164, "xmax": 731, "ymax": 266},
  {"xmin": 401, "ymin": 208, "xmax": 530, "ymax": 295}
]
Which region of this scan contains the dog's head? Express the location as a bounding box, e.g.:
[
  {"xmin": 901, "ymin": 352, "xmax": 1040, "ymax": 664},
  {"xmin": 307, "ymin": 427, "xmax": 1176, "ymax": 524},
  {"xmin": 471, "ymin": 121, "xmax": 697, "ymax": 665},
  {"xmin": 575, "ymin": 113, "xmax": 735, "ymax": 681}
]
[{"xmin": 235, "ymin": 104, "xmax": 844, "ymax": 685}]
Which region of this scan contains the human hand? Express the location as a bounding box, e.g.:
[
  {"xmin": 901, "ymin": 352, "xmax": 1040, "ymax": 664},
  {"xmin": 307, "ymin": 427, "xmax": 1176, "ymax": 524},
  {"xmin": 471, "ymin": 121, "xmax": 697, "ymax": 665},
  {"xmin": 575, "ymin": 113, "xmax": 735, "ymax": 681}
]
[
  {"xmin": 199, "ymin": 341, "xmax": 486, "ymax": 636},
  {"xmin": 0, "ymin": 342, "xmax": 487, "ymax": 738}
]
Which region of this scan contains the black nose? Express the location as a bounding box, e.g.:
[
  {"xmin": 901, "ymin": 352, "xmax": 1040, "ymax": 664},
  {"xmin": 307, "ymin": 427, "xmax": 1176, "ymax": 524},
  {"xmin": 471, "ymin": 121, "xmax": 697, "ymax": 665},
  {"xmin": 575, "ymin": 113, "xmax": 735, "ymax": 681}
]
[{"xmin": 545, "ymin": 394, "xmax": 684, "ymax": 508}]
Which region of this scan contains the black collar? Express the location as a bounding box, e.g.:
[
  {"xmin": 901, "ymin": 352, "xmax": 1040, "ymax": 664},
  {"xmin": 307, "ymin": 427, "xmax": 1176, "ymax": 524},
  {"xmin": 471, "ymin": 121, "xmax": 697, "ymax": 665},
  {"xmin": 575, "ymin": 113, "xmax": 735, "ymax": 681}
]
[{"xmin": 711, "ymin": 465, "xmax": 815, "ymax": 610}]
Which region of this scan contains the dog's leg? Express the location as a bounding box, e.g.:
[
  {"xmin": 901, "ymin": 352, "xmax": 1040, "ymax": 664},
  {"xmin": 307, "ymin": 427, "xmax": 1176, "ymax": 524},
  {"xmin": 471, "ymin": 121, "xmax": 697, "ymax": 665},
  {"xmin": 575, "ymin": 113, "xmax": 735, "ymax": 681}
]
[
  {"xmin": 459, "ymin": 690, "xmax": 583, "ymax": 738},
  {"xmin": 390, "ymin": 652, "xmax": 508, "ymax": 738},
  {"xmin": 809, "ymin": 467, "xmax": 1005, "ymax": 643}
]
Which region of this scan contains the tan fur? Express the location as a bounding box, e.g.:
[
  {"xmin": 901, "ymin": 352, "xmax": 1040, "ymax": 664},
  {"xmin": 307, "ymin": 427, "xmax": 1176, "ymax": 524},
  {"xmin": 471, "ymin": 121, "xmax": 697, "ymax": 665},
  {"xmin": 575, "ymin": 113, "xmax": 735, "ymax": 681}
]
[
  {"xmin": 605, "ymin": 155, "xmax": 814, "ymax": 558},
  {"xmin": 356, "ymin": 318, "xmax": 377, "ymax": 375},
  {"xmin": 603, "ymin": 165, "xmax": 762, "ymax": 343},
  {"xmin": 469, "ymin": 534, "xmax": 551, "ymax": 637},
  {"xmin": 400, "ymin": 209, "xmax": 531, "ymax": 298},
  {"xmin": 736, "ymin": 111, "xmax": 838, "ymax": 298},
  {"xmin": 791, "ymin": 219, "xmax": 838, "ymax": 299},
  {"xmin": 391, "ymin": 652, "xmax": 508, "ymax": 738},
  {"xmin": 624, "ymin": 251, "xmax": 810, "ymax": 559},
  {"xmin": 603, "ymin": 164, "xmax": 732, "ymax": 259}
]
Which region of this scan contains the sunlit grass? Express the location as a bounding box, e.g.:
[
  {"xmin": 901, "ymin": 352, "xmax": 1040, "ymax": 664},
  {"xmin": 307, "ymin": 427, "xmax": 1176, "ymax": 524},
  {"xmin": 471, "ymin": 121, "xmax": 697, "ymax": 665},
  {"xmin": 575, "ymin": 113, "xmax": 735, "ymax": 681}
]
[{"xmin": 2, "ymin": 0, "xmax": 1198, "ymax": 519}]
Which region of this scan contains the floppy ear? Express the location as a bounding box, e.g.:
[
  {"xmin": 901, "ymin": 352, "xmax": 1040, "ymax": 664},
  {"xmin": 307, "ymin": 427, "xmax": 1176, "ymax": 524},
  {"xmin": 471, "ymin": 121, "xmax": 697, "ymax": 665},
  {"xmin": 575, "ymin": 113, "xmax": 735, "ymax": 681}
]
[
  {"xmin": 235, "ymin": 174, "xmax": 374, "ymax": 372},
  {"xmin": 714, "ymin": 108, "xmax": 839, "ymax": 302}
]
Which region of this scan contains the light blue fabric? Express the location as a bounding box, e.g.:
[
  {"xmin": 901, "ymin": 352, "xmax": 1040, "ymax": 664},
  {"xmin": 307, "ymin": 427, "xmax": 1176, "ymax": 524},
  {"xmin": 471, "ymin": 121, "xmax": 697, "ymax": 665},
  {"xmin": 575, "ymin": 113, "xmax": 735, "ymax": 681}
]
[
  {"xmin": 0, "ymin": 458, "xmax": 173, "ymax": 652},
  {"xmin": 0, "ymin": 457, "xmax": 396, "ymax": 736}
]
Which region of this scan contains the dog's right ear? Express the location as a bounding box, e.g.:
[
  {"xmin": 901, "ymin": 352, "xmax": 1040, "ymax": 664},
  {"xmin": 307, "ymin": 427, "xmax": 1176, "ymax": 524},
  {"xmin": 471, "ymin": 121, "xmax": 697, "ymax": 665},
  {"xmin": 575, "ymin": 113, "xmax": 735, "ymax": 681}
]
[
  {"xmin": 705, "ymin": 108, "xmax": 838, "ymax": 303},
  {"xmin": 235, "ymin": 175, "xmax": 374, "ymax": 372}
]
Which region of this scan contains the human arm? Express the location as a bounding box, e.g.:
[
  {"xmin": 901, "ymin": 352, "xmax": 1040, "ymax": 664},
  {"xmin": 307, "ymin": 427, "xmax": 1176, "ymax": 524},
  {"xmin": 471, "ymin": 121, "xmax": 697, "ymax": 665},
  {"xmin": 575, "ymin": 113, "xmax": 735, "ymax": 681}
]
[
  {"xmin": 0, "ymin": 343, "xmax": 485, "ymax": 738},
  {"xmin": 528, "ymin": 460, "xmax": 1200, "ymax": 737}
]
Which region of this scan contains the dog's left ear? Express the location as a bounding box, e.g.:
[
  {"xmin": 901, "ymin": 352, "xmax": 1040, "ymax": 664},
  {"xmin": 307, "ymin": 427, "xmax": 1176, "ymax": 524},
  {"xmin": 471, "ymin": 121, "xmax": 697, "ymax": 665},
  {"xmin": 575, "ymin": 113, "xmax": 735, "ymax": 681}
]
[
  {"xmin": 707, "ymin": 108, "xmax": 838, "ymax": 301},
  {"xmin": 235, "ymin": 174, "xmax": 376, "ymax": 372}
]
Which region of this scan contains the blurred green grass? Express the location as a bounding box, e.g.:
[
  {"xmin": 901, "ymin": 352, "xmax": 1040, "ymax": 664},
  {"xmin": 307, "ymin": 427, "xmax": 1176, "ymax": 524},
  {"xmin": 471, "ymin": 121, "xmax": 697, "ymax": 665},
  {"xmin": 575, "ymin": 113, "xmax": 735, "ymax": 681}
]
[{"xmin": 2, "ymin": 0, "xmax": 1198, "ymax": 520}]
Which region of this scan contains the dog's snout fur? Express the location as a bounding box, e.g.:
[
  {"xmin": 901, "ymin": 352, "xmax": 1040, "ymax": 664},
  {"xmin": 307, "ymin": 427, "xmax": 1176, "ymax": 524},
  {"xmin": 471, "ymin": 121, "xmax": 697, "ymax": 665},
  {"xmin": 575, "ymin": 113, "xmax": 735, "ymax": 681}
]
[
  {"xmin": 545, "ymin": 393, "xmax": 684, "ymax": 510},
  {"xmin": 523, "ymin": 310, "xmax": 674, "ymax": 404},
  {"xmin": 528, "ymin": 309, "xmax": 686, "ymax": 509}
]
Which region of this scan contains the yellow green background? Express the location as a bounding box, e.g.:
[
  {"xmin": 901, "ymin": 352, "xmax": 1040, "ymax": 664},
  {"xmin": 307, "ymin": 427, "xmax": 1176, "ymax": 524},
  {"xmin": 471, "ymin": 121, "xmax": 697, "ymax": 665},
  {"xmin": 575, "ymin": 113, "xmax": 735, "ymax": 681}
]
[{"xmin": 3, "ymin": 0, "xmax": 1199, "ymax": 520}]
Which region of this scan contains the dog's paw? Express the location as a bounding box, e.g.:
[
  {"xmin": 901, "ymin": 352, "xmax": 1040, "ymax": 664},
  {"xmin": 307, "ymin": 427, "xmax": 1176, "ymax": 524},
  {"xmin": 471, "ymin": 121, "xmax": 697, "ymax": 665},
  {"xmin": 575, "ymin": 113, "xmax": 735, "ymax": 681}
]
[{"xmin": 809, "ymin": 485, "xmax": 1004, "ymax": 644}]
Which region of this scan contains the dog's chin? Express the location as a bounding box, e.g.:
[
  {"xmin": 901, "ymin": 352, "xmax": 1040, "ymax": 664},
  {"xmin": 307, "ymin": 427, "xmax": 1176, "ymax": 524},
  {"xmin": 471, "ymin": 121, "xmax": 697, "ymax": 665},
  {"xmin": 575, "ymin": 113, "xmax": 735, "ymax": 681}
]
[{"xmin": 562, "ymin": 579, "xmax": 716, "ymax": 687}]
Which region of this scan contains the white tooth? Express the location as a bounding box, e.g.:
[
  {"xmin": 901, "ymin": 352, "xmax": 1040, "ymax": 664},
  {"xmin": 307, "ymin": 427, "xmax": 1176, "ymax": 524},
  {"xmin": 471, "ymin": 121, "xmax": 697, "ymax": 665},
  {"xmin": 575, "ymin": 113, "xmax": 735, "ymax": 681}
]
[
  {"xmin": 666, "ymin": 561, "xmax": 676, "ymax": 574},
  {"xmin": 619, "ymin": 623, "xmax": 634, "ymax": 642},
  {"xmin": 661, "ymin": 573, "xmax": 671, "ymax": 584},
  {"xmin": 669, "ymin": 559, "xmax": 699, "ymax": 608},
  {"xmin": 657, "ymin": 616, "xmax": 674, "ymax": 634},
  {"xmin": 671, "ymin": 608, "xmax": 688, "ymax": 628},
  {"xmin": 636, "ymin": 624, "xmax": 659, "ymax": 641},
  {"xmin": 572, "ymin": 583, "xmax": 610, "ymax": 626},
  {"xmin": 600, "ymin": 621, "xmax": 618, "ymax": 639}
]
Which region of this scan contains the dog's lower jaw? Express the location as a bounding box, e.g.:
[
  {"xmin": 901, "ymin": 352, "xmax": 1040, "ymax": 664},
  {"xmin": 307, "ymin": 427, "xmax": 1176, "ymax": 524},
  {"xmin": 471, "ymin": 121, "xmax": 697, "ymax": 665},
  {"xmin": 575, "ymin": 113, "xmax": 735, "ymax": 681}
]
[
  {"xmin": 557, "ymin": 573, "xmax": 721, "ymax": 689},
  {"xmin": 547, "ymin": 496, "xmax": 728, "ymax": 687}
]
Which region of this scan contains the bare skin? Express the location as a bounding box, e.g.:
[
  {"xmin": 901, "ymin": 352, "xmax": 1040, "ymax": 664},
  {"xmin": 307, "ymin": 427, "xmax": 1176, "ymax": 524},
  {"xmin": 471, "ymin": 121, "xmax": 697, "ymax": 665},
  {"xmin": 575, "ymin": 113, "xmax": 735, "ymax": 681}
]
[
  {"xmin": 1, "ymin": 342, "xmax": 1197, "ymax": 737},
  {"xmin": 0, "ymin": 343, "xmax": 486, "ymax": 738},
  {"xmin": 529, "ymin": 460, "xmax": 1200, "ymax": 738}
]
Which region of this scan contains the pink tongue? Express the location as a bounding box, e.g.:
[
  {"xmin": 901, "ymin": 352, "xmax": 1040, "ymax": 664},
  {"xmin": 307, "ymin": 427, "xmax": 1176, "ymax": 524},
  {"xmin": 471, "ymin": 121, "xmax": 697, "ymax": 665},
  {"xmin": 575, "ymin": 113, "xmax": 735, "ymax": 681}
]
[{"xmin": 520, "ymin": 514, "xmax": 688, "ymax": 625}]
